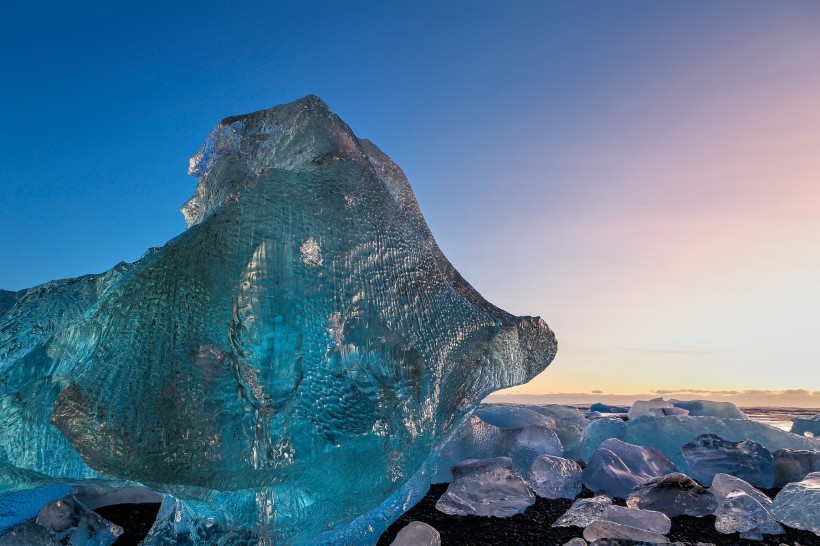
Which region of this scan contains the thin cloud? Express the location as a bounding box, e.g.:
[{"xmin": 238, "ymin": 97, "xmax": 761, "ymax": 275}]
[{"xmin": 591, "ymin": 389, "xmax": 603, "ymax": 394}]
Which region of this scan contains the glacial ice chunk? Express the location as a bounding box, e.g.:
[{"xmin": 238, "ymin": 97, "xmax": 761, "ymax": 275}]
[
  {"xmin": 771, "ymin": 471, "xmax": 820, "ymax": 534},
  {"xmin": 589, "ymin": 403, "xmax": 628, "ymax": 414},
  {"xmin": 527, "ymin": 454, "xmax": 582, "ymax": 500},
  {"xmin": 475, "ymin": 405, "xmax": 556, "ymax": 430},
  {"xmin": 681, "ymin": 434, "xmax": 774, "ymax": 488},
  {"xmin": 435, "ymin": 468, "xmax": 535, "ymax": 517},
  {"xmin": 790, "ymin": 415, "xmax": 820, "ymax": 438},
  {"xmin": 626, "ymin": 473, "xmax": 717, "ymax": 517},
  {"xmin": 0, "ymin": 96, "xmax": 557, "ymax": 544},
  {"xmin": 451, "ymin": 457, "xmax": 513, "ymax": 480},
  {"xmin": 582, "ymin": 520, "xmax": 669, "ymax": 544},
  {"xmin": 714, "ymin": 490, "xmax": 783, "ymax": 539},
  {"xmin": 709, "ymin": 473, "xmax": 773, "ymax": 510},
  {"xmin": 552, "ymin": 496, "xmax": 612, "ymax": 528},
  {"xmin": 771, "ymin": 449, "xmax": 820, "ymax": 487},
  {"xmin": 390, "ymin": 521, "xmax": 440, "ymax": 546},
  {"xmin": 671, "ymin": 400, "xmax": 747, "ymax": 419},
  {"xmin": 582, "ymin": 438, "xmax": 678, "ymax": 499},
  {"xmin": 579, "ymin": 418, "xmax": 628, "ymax": 463}
]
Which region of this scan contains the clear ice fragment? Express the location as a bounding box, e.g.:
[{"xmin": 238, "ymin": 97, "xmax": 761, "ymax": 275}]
[
  {"xmin": 527, "ymin": 454, "xmax": 582, "ymax": 500},
  {"xmin": 582, "ymin": 438, "xmax": 678, "ymax": 499},
  {"xmin": 434, "ymin": 468, "xmax": 535, "ymax": 517},
  {"xmin": 552, "ymin": 495, "xmax": 612, "ymax": 528},
  {"xmin": 681, "ymin": 434, "xmax": 774, "ymax": 488},
  {"xmin": 771, "ymin": 471, "xmax": 820, "ymax": 535},
  {"xmin": 626, "ymin": 473, "xmax": 717, "ymax": 517},
  {"xmin": 582, "ymin": 520, "xmax": 669, "ymax": 544},
  {"xmin": 389, "ymin": 521, "xmax": 440, "ymax": 546}
]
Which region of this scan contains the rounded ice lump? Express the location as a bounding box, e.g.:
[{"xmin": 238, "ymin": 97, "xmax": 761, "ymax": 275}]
[{"xmin": 0, "ymin": 96, "xmax": 556, "ymax": 544}]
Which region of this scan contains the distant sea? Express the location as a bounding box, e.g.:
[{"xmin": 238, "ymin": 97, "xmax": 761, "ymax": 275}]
[{"xmin": 572, "ymin": 405, "xmax": 819, "ymax": 432}]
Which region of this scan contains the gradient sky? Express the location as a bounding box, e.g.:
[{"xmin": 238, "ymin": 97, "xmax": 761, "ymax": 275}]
[{"xmin": 2, "ymin": 2, "xmax": 819, "ymax": 405}]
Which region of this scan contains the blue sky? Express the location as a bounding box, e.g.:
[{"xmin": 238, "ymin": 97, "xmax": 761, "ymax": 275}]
[{"xmin": 3, "ymin": 1, "xmax": 819, "ymax": 403}]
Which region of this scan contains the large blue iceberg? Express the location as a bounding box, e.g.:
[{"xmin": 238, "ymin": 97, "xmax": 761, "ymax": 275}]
[{"xmin": 0, "ymin": 96, "xmax": 556, "ymax": 544}]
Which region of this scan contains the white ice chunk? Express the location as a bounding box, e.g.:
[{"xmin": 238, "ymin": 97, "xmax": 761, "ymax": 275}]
[
  {"xmin": 709, "ymin": 473, "xmax": 772, "ymax": 509},
  {"xmin": 681, "ymin": 434, "xmax": 774, "ymax": 488},
  {"xmin": 628, "ymin": 399, "xmax": 687, "ymax": 419},
  {"xmin": 552, "ymin": 495, "xmax": 612, "ymax": 528},
  {"xmin": 434, "ymin": 468, "xmax": 534, "ymax": 517},
  {"xmin": 527, "ymin": 454, "xmax": 582, "ymax": 500},
  {"xmin": 626, "ymin": 473, "xmax": 717, "ymax": 517},
  {"xmin": 771, "ymin": 471, "xmax": 820, "ymax": 534},
  {"xmin": 475, "ymin": 405, "xmax": 556, "ymax": 430},
  {"xmin": 582, "ymin": 520, "xmax": 669, "ymax": 543},
  {"xmin": 790, "ymin": 415, "xmax": 820, "ymax": 438},
  {"xmin": 582, "ymin": 438, "xmax": 678, "ymax": 499},
  {"xmin": 389, "ymin": 521, "xmax": 440, "ymax": 546}
]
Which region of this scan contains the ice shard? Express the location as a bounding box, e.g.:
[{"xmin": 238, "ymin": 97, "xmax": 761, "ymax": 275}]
[{"xmin": 0, "ymin": 96, "xmax": 556, "ymax": 543}]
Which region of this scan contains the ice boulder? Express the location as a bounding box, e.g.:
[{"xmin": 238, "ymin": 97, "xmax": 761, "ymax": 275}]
[
  {"xmin": 0, "ymin": 96, "xmax": 557, "ymax": 544},
  {"xmin": 451, "ymin": 457, "xmax": 512, "ymax": 480},
  {"xmin": 771, "ymin": 448, "xmax": 820, "ymax": 488},
  {"xmin": 598, "ymin": 505, "xmax": 671, "ymax": 535},
  {"xmin": 390, "ymin": 521, "xmax": 440, "ymax": 546},
  {"xmin": 714, "ymin": 490, "xmax": 783, "ymax": 540},
  {"xmin": 435, "ymin": 468, "xmax": 535, "ymax": 517},
  {"xmin": 626, "ymin": 473, "xmax": 718, "ymax": 517},
  {"xmin": 628, "ymin": 399, "xmax": 688, "ymax": 419},
  {"xmin": 589, "ymin": 403, "xmax": 629, "ymax": 414},
  {"xmin": 670, "ymin": 400, "xmax": 747, "ymax": 419},
  {"xmin": 681, "ymin": 434, "xmax": 774, "ymax": 488},
  {"xmin": 771, "ymin": 471, "xmax": 820, "ymax": 534},
  {"xmin": 790, "ymin": 415, "xmax": 820, "ymax": 438},
  {"xmin": 582, "ymin": 520, "xmax": 669, "ymax": 543},
  {"xmin": 552, "ymin": 495, "xmax": 612, "ymax": 528},
  {"xmin": 582, "ymin": 438, "xmax": 679, "ymax": 499},
  {"xmin": 527, "ymin": 454, "xmax": 582, "ymax": 499},
  {"xmin": 522, "ymin": 405, "xmax": 588, "ymax": 460},
  {"xmin": 580, "ymin": 418, "xmax": 628, "ymax": 462}
]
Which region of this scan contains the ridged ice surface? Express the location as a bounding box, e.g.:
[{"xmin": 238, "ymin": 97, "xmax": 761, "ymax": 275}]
[{"xmin": 0, "ymin": 96, "xmax": 556, "ymax": 544}]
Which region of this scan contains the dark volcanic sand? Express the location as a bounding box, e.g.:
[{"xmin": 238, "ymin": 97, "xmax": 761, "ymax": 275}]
[{"xmin": 377, "ymin": 484, "xmax": 820, "ymax": 546}]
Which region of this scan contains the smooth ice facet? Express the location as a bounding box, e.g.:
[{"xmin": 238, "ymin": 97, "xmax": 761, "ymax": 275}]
[
  {"xmin": 451, "ymin": 457, "xmax": 512, "ymax": 480},
  {"xmin": 681, "ymin": 434, "xmax": 774, "ymax": 488},
  {"xmin": 552, "ymin": 495, "xmax": 612, "ymax": 528},
  {"xmin": 475, "ymin": 405, "xmax": 556, "ymax": 430},
  {"xmin": 527, "ymin": 454, "xmax": 582, "ymax": 500},
  {"xmin": 599, "ymin": 505, "xmax": 671, "ymax": 535},
  {"xmin": 771, "ymin": 471, "xmax": 820, "ymax": 534},
  {"xmin": 0, "ymin": 96, "xmax": 557, "ymax": 544},
  {"xmin": 709, "ymin": 473, "xmax": 772, "ymax": 510},
  {"xmin": 582, "ymin": 520, "xmax": 669, "ymax": 543},
  {"xmin": 671, "ymin": 400, "xmax": 747, "ymax": 420},
  {"xmin": 582, "ymin": 438, "xmax": 678, "ymax": 499},
  {"xmin": 434, "ymin": 468, "xmax": 535, "ymax": 517},
  {"xmin": 390, "ymin": 521, "xmax": 440, "ymax": 546},
  {"xmin": 626, "ymin": 473, "xmax": 717, "ymax": 517}
]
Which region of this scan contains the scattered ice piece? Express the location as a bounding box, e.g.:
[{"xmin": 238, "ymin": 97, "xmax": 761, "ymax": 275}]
[
  {"xmin": 599, "ymin": 504, "xmax": 671, "ymax": 535},
  {"xmin": 562, "ymin": 538, "xmax": 587, "ymax": 546},
  {"xmin": 582, "ymin": 438, "xmax": 678, "ymax": 499},
  {"xmin": 435, "ymin": 468, "xmax": 535, "ymax": 517},
  {"xmin": 771, "ymin": 471, "xmax": 820, "ymax": 534},
  {"xmin": 681, "ymin": 434, "xmax": 774, "ymax": 488},
  {"xmin": 552, "ymin": 495, "xmax": 612, "ymax": 528},
  {"xmin": 714, "ymin": 490, "xmax": 784, "ymax": 539},
  {"xmin": 389, "ymin": 521, "xmax": 440, "ymax": 546},
  {"xmin": 589, "ymin": 403, "xmax": 628, "ymax": 414},
  {"xmin": 628, "ymin": 399, "xmax": 687, "ymax": 419},
  {"xmin": 582, "ymin": 520, "xmax": 669, "ymax": 543},
  {"xmin": 626, "ymin": 473, "xmax": 717, "ymax": 517},
  {"xmin": 790, "ymin": 415, "xmax": 820, "ymax": 438},
  {"xmin": 671, "ymin": 400, "xmax": 748, "ymax": 419},
  {"xmin": 771, "ymin": 449, "xmax": 820, "ymax": 488},
  {"xmin": 35, "ymin": 494, "xmax": 123, "ymax": 545},
  {"xmin": 475, "ymin": 405, "xmax": 556, "ymax": 430},
  {"xmin": 710, "ymin": 473, "xmax": 772, "ymax": 509},
  {"xmin": 527, "ymin": 405, "xmax": 589, "ymax": 460},
  {"xmin": 451, "ymin": 457, "xmax": 512, "ymax": 480},
  {"xmin": 527, "ymin": 454, "xmax": 582, "ymax": 499}
]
